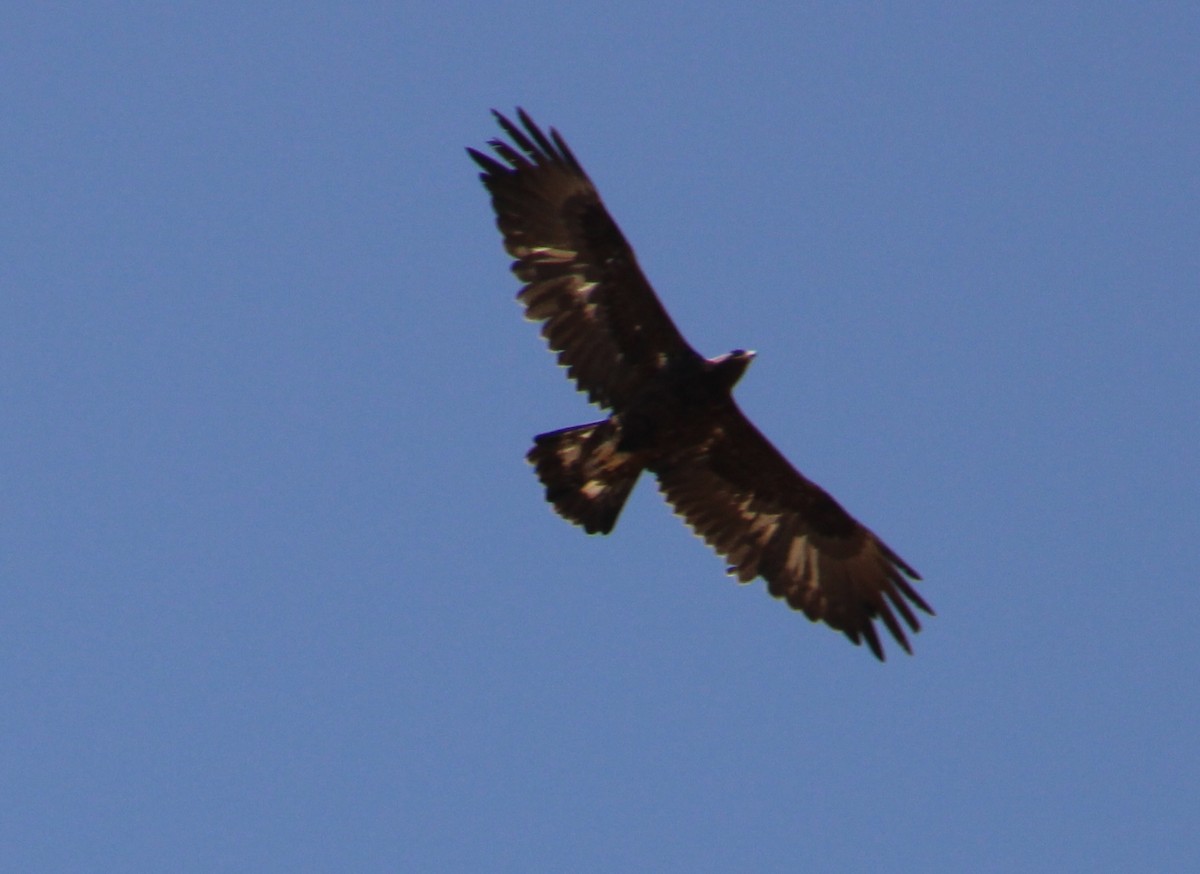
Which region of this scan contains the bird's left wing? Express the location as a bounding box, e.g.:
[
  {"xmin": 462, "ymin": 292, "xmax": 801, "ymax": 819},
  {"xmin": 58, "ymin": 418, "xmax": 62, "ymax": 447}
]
[{"xmin": 653, "ymin": 403, "xmax": 931, "ymax": 660}]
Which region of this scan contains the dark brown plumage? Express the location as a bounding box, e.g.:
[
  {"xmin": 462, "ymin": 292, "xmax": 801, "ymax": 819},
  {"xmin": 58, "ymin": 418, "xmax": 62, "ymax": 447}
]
[{"xmin": 469, "ymin": 109, "xmax": 932, "ymax": 660}]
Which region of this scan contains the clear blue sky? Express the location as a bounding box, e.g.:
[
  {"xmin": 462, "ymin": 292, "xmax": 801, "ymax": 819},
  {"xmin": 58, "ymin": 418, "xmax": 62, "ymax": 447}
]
[{"xmin": 4, "ymin": 3, "xmax": 1197, "ymax": 871}]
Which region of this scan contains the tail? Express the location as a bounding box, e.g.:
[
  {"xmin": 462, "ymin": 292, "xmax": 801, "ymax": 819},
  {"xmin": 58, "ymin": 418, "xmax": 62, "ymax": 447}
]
[{"xmin": 527, "ymin": 419, "xmax": 643, "ymax": 534}]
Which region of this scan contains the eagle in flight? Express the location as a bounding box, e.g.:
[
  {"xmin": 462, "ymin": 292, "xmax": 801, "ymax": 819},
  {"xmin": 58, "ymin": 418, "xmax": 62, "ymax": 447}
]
[{"xmin": 469, "ymin": 109, "xmax": 932, "ymax": 660}]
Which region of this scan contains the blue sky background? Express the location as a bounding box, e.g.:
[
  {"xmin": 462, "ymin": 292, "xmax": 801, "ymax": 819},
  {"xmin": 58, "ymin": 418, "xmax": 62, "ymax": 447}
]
[{"xmin": 4, "ymin": 3, "xmax": 1197, "ymax": 871}]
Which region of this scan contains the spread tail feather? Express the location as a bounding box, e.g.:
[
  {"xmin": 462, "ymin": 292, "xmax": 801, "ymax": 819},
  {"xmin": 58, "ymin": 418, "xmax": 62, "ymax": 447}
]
[{"xmin": 527, "ymin": 419, "xmax": 643, "ymax": 534}]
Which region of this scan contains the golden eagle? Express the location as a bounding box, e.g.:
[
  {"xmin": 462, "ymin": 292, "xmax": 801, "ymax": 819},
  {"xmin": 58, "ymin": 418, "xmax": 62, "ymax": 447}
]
[{"xmin": 469, "ymin": 109, "xmax": 932, "ymax": 660}]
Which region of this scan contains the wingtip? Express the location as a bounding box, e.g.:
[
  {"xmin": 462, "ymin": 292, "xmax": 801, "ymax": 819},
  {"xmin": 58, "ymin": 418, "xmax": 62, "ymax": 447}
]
[
  {"xmin": 863, "ymin": 624, "xmax": 885, "ymax": 661},
  {"xmin": 489, "ymin": 106, "xmax": 530, "ymax": 127}
]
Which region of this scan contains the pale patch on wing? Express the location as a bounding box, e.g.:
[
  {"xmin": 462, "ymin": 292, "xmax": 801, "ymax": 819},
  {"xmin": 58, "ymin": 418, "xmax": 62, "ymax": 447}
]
[
  {"xmin": 527, "ymin": 245, "xmax": 578, "ymax": 261},
  {"xmin": 725, "ymin": 496, "xmax": 781, "ymax": 583},
  {"xmin": 783, "ymin": 532, "xmax": 814, "ymax": 595},
  {"xmin": 581, "ymin": 479, "xmax": 607, "ymax": 499}
]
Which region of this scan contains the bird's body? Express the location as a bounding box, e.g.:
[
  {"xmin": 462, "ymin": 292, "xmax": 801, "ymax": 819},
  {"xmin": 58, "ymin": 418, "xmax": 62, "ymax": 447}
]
[{"xmin": 470, "ymin": 109, "xmax": 932, "ymax": 660}]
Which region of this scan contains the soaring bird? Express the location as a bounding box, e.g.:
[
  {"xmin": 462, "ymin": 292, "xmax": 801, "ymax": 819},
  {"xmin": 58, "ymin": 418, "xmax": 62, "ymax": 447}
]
[{"xmin": 469, "ymin": 109, "xmax": 931, "ymax": 660}]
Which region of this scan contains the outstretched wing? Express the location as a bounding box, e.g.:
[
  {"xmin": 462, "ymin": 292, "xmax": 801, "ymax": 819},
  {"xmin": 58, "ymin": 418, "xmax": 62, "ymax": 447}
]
[
  {"xmin": 653, "ymin": 404, "xmax": 931, "ymax": 660},
  {"xmin": 469, "ymin": 109, "xmax": 702, "ymax": 409}
]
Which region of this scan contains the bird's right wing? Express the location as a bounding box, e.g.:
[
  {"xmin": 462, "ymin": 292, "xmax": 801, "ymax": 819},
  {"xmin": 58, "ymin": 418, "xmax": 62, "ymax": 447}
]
[{"xmin": 469, "ymin": 109, "xmax": 703, "ymax": 409}]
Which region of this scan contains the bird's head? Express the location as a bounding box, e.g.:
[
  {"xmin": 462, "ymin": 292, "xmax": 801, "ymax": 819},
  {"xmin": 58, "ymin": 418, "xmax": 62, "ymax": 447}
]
[{"xmin": 710, "ymin": 348, "xmax": 756, "ymax": 390}]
